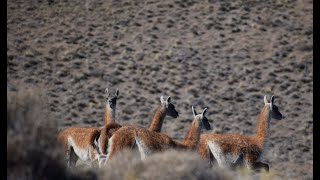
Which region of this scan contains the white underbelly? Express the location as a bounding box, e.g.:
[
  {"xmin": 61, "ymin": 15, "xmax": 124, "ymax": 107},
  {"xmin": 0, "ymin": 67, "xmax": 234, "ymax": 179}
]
[
  {"xmin": 135, "ymin": 137, "xmax": 152, "ymax": 159},
  {"xmin": 68, "ymin": 137, "xmax": 91, "ymax": 162},
  {"xmin": 207, "ymin": 141, "xmax": 240, "ymax": 168}
]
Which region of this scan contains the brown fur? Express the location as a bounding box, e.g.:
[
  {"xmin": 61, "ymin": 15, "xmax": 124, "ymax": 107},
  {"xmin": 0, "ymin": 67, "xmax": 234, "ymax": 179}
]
[
  {"xmin": 57, "ymin": 127, "xmax": 101, "ymax": 164},
  {"xmin": 197, "ymin": 105, "xmax": 271, "ymax": 171},
  {"xmin": 58, "ymin": 127, "xmax": 99, "ymax": 150},
  {"xmin": 105, "ymin": 115, "xmax": 204, "ymax": 163},
  {"xmin": 57, "ymin": 126, "xmax": 105, "ymax": 162},
  {"xmin": 99, "ymin": 103, "xmax": 174, "ymax": 154},
  {"xmin": 57, "ymin": 89, "xmax": 118, "ymax": 166},
  {"xmin": 183, "ymin": 120, "xmax": 201, "ymax": 149},
  {"xmin": 103, "ymin": 106, "xmax": 113, "ymax": 125},
  {"xmin": 99, "ymin": 123, "xmax": 123, "ymax": 154},
  {"xmin": 100, "ymin": 105, "xmax": 166, "ymax": 148},
  {"xmin": 147, "ymin": 106, "xmax": 167, "ymax": 132},
  {"xmin": 57, "ymin": 125, "xmax": 107, "ymax": 165}
]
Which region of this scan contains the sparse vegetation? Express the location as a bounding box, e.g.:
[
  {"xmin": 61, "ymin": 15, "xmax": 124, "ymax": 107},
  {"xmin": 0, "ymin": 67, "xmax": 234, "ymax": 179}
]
[
  {"xmin": 98, "ymin": 149, "xmax": 232, "ymax": 180},
  {"xmin": 8, "ymin": 0, "xmax": 313, "ymax": 179},
  {"xmin": 7, "ymin": 89, "xmax": 96, "ymax": 180}
]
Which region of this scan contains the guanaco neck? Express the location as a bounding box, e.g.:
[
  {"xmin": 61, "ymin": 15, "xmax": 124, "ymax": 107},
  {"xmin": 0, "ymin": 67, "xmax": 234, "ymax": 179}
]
[
  {"xmin": 147, "ymin": 106, "xmax": 167, "ymax": 132},
  {"xmin": 103, "ymin": 105, "xmax": 116, "ymax": 126},
  {"xmin": 255, "ymin": 105, "xmax": 272, "ymax": 148},
  {"xmin": 182, "ymin": 119, "xmax": 201, "ymax": 149}
]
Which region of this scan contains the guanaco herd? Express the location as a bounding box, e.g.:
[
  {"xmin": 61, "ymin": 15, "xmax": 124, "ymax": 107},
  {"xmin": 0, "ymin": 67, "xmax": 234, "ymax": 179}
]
[{"xmin": 57, "ymin": 88, "xmax": 283, "ymax": 173}]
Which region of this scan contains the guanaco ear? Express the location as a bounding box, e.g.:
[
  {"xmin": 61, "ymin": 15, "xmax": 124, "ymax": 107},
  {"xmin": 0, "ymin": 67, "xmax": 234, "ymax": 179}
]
[
  {"xmin": 270, "ymin": 95, "xmax": 274, "ymax": 104},
  {"xmin": 264, "ymin": 95, "xmax": 268, "ymax": 105},
  {"xmin": 192, "ymin": 106, "xmax": 197, "ymax": 117},
  {"xmin": 270, "ymin": 95, "xmax": 274, "ymax": 109},
  {"xmin": 166, "ymin": 96, "xmax": 171, "ymax": 103},
  {"xmin": 115, "ymin": 88, "xmax": 119, "ymax": 97},
  {"xmin": 201, "ymin": 108, "xmax": 208, "ymax": 118},
  {"xmin": 160, "ymin": 96, "xmax": 165, "ymax": 104},
  {"xmin": 105, "ymin": 88, "xmax": 110, "ymax": 98}
]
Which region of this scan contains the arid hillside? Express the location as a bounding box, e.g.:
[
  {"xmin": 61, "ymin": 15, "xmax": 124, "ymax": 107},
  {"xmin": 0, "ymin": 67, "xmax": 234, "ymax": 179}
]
[{"xmin": 7, "ymin": 0, "xmax": 313, "ymax": 179}]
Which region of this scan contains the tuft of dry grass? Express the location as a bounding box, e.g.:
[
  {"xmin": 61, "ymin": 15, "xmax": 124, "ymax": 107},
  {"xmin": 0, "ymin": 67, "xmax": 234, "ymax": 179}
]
[
  {"xmin": 99, "ymin": 149, "xmax": 232, "ymax": 180},
  {"xmin": 7, "ymin": 88, "xmax": 96, "ymax": 180},
  {"xmin": 98, "ymin": 149, "xmax": 278, "ymax": 180}
]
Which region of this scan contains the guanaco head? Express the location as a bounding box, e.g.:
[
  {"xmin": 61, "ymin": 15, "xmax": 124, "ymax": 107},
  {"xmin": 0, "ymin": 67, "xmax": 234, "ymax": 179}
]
[
  {"xmin": 192, "ymin": 106, "xmax": 212, "ymax": 131},
  {"xmin": 264, "ymin": 95, "xmax": 283, "ymax": 120},
  {"xmin": 105, "ymin": 88, "xmax": 119, "ymax": 110},
  {"xmin": 160, "ymin": 96, "xmax": 179, "ymax": 118}
]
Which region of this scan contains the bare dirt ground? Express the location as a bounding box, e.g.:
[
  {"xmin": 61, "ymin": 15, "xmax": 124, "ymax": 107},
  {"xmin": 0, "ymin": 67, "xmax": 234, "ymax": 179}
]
[{"xmin": 7, "ymin": 0, "xmax": 313, "ymax": 179}]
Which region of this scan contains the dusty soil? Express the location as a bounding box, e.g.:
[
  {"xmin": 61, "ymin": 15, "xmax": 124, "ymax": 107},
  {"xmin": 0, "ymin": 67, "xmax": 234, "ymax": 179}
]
[{"xmin": 7, "ymin": 0, "xmax": 313, "ymax": 179}]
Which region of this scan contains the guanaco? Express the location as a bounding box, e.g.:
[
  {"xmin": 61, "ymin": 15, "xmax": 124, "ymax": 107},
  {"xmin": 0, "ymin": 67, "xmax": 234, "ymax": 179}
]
[
  {"xmin": 197, "ymin": 95, "xmax": 283, "ymax": 172},
  {"xmin": 57, "ymin": 88, "xmax": 119, "ymax": 168},
  {"xmin": 102, "ymin": 106, "xmax": 212, "ymax": 166},
  {"xmin": 98, "ymin": 96, "xmax": 179, "ymax": 155}
]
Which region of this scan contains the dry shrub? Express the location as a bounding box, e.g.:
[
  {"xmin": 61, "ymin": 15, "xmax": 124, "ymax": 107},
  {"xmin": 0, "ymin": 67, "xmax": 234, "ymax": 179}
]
[
  {"xmin": 98, "ymin": 149, "xmax": 276, "ymax": 180},
  {"xmin": 7, "ymin": 88, "xmax": 96, "ymax": 180},
  {"xmin": 98, "ymin": 149, "xmax": 233, "ymax": 180}
]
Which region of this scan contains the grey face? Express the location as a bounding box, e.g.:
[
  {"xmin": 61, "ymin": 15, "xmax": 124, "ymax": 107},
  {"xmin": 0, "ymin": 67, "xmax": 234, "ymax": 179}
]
[
  {"xmin": 271, "ymin": 104, "xmax": 283, "ymax": 120},
  {"xmin": 105, "ymin": 88, "xmax": 119, "ymax": 110},
  {"xmin": 201, "ymin": 116, "xmax": 212, "ymax": 131},
  {"xmin": 107, "ymin": 96, "xmax": 117, "ymax": 110},
  {"xmin": 270, "ymin": 96, "xmax": 283, "ymax": 120},
  {"xmin": 192, "ymin": 107, "xmax": 211, "ymax": 131},
  {"xmin": 166, "ymin": 103, "xmax": 179, "ymax": 118}
]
